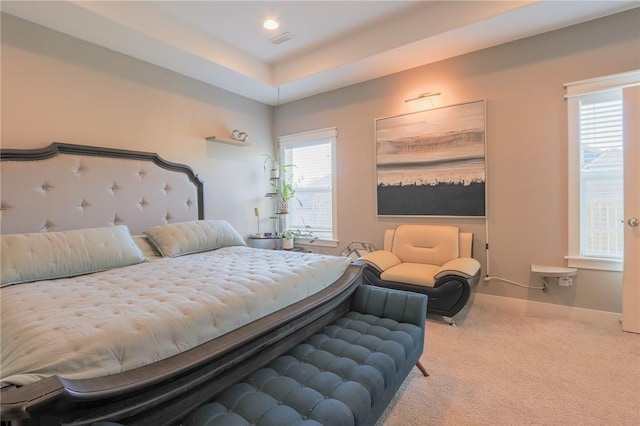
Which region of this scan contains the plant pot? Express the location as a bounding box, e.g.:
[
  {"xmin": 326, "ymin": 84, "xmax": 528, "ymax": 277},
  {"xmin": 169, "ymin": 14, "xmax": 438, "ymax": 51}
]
[
  {"xmin": 270, "ymin": 168, "xmax": 280, "ymax": 179},
  {"xmin": 278, "ymin": 201, "xmax": 289, "ymax": 214},
  {"xmin": 282, "ymin": 238, "xmax": 294, "ymax": 249}
]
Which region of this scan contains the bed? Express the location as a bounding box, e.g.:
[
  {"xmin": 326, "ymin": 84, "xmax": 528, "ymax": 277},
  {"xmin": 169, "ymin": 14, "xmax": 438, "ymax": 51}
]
[{"xmin": 0, "ymin": 143, "xmax": 363, "ymax": 425}]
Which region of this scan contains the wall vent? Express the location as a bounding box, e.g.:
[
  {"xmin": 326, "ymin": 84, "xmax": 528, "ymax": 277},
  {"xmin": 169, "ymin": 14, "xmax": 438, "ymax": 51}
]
[{"xmin": 270, "ymin": 32, "xmax": 295, "ymax": 45}]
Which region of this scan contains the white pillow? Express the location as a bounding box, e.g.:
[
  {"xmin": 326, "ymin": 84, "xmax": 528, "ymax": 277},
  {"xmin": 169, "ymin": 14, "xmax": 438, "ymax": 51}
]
[
  {"xmin": 144, "ymin": 220, "xmax": 246, "ymax": 257},
  {"xmin": 1, "ymin": 225, "xmax": 147, "ymax": 287}
]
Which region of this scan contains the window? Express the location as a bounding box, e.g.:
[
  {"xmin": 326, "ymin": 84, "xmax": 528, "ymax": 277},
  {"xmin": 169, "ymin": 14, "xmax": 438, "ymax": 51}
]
[
  {"xmin": 565, "ymin": 70, "xmax": 639, "ymax": 271},
  {"xmin": 578, "ymin": 91, "xmax": 623, "ymax": 258},
  {"xmin": 278, "ymin": 127, "xmax": 337, "ymax": 246}
]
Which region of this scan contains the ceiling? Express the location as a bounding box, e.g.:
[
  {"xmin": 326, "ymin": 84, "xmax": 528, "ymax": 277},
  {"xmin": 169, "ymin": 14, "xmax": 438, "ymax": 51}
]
[{"xmin": 2, "ymin": 1, "xmax": 638, "ymax": 105}]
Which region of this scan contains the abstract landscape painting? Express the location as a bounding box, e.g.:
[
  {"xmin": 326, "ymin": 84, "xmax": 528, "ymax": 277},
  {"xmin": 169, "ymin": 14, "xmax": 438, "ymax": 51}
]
[{"xmin": 375, "ymin": 100, "xmax": 486, "ymax": 216}]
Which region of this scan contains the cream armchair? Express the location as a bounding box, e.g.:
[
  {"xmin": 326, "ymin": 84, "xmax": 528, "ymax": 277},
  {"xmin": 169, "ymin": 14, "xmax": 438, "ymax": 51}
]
[{"xmin": 359, "ymin": 224, "xmax": 481, "ymax": 322}]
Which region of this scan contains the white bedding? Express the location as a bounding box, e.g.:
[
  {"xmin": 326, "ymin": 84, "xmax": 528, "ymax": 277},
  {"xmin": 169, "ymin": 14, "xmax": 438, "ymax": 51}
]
[{"xmin": 0, "ymin": 246, "xmax": 351, "ymax": 387}]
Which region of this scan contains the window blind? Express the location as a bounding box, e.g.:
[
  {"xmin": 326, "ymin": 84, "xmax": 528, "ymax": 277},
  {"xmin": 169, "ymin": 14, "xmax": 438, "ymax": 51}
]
[
  {"xmin": 578, "ymin": 90, "xmax": 623, "ymax": 258},
  {"xmin": 279, "ymin": 128, "xmax": 336, "ymax": 241}
]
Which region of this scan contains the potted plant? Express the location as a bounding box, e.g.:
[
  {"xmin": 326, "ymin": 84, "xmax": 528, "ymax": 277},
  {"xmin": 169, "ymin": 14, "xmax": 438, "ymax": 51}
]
[
  {"xmin": 263, "ymin": 149, "xmax": 300, "ymax": 213},
  {"xmin": 281, "ymin": 229, "xmax": 294, "ymax": 249},
  {"xmin": 263, "ymin": 153, "xmax": 292, "ymax": 179},
  {"xmin": 264, "ymin": 154, "xmax": 281, "ymax": 178},
  {"xmin": 270, "ymin": 179, "xmax": 301, "ymax": 214}
]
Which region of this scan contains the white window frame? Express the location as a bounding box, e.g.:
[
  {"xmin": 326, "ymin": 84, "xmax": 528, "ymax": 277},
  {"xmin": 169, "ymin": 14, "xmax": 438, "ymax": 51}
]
[
  {"xmin": 565, "ymin": 70, "xmax": 639, "ymax": 271},
  {"xmin": 278, "ymin": 127, "xmax": 338, "ymax": 248}
]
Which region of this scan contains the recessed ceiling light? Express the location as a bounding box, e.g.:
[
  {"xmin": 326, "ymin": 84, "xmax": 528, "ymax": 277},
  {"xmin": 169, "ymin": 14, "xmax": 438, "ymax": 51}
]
[{"xmin": 263, "ymin": 19, "xmax": 279, "ymax": 30}]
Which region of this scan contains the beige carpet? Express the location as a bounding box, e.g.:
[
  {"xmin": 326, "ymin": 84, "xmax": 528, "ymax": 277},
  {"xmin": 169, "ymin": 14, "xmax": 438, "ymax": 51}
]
[{"xmin": 377, "ymin": 303, "xmax": 640, "ymax": 426}]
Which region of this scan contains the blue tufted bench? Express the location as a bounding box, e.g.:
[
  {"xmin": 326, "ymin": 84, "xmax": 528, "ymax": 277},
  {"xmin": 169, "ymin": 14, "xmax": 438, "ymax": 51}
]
[{"xmin": 180, "ymin": 285, "xmax": 427, "ymax": 426}]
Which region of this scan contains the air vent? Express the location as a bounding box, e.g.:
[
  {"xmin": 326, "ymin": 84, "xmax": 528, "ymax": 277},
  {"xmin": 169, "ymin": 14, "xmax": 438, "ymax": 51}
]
[{"xmin": 269, "ymin": 32, "xmax": 295, "ymax": 45}]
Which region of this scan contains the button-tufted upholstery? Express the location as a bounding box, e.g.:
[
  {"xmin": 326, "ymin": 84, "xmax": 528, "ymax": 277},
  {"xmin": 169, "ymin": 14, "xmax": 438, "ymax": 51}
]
[
  {"xmin": 182, "ymin": 285, "xmax": 427, "ymax": 426},
  {"xmin": 1, "ymin": 150, "xmax": 200, "ymax": 235}
]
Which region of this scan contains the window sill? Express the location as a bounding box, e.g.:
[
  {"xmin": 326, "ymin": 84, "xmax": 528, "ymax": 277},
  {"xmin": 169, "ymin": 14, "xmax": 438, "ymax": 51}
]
[
  {"xmin": 295, "ymin": 238, "xmax": 338, "ymax": 248},
  {"xmin": 565, "ymin": 256, "xmax": 622, "ymax": 272}
]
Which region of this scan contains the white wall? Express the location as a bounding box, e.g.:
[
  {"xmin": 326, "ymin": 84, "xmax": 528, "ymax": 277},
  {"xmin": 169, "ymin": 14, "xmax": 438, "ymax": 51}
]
[
  {"xmin": 274, "ymin": 9, "xmax": 640, "ymax": 314},
  {"xmin": 1, "ymin": 13, "xmax": 275, "ymax": 238},
  {"xmin": 2, "ymin": 9, "xmax": 638, "ymax": 314}
]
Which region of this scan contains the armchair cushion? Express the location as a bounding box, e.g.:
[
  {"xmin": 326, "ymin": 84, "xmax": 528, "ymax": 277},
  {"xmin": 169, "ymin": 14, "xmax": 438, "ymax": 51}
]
[
  {"xmin": 434, "ymin": 257, "xmax": 481, "ymax": 280},
  {"xmin": 391, "ymin": 225, "xmax": 459, "ymax": 265},
  {"xmin": 381, "ymin": 263, "xmax": 440, "ymax": 287},
  {"xmin": 360, "ymin": 250, "xmax": 402, "ymax": 273}
]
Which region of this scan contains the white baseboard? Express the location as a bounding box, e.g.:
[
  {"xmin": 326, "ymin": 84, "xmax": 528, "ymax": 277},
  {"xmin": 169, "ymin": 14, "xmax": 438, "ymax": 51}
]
[{"xmin": 473, "ymin": 293, "xmax": 621, "ymax": 327}]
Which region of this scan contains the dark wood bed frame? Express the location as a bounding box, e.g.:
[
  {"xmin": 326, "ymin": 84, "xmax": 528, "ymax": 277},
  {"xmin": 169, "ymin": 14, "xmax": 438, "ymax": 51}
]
[{"xmin": 0, "ymin": 143, "xmax": 363, "ymax": 425}]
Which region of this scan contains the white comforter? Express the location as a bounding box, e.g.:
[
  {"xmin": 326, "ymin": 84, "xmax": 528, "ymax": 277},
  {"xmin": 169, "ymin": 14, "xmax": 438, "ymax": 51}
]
[{"xmin": 0, "ymin": 246, "xmax": 351, "ymax": 387}]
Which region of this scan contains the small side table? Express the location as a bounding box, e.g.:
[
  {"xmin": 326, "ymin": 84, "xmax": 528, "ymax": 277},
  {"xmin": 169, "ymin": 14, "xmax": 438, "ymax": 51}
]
[
  {"xmin": 249, "ymin": 235, "xmax": 309, "ymax": 251},
  {"xmin": 249, "ymin": 235, "xmax": 282, "ymax": 250}
]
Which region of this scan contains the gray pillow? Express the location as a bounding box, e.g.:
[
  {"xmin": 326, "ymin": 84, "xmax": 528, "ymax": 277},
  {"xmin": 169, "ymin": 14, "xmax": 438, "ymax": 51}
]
[
  {"xmin": 1, "ymin": 225, "xmax": 146, "ymax": 287},
  {"xmin": 144, "ymin": 220, "xmax": 246, "ymax": 257}
]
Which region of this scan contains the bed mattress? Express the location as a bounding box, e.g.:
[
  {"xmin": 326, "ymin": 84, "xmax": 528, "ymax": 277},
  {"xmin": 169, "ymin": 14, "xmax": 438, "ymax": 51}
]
[{"xmin": 1, "ymin": 246, "xmax": 352, "ymax": 388}]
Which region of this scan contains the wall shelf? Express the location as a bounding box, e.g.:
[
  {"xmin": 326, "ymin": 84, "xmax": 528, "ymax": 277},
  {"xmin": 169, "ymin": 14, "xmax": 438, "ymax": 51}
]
[
  {"xmin": 531, "ymin": 264, "xmax": 577, "ymax": 278},
  {"xmin": 205, "ymin": 136, "xmax": 250, "ymax": 147}
]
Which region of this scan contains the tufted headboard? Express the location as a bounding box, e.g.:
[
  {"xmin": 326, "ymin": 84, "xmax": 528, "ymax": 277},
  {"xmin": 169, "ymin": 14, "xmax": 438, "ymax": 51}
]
[{"xmin": 1, "ymin": 143, "xmax": 203, "ymax": 235}]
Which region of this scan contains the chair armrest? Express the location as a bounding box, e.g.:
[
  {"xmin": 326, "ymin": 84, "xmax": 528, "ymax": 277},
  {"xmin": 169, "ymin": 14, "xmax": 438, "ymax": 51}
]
[
  {"xmin": 434, "ymin": 257, "xmax": 481, "ymax": 280},
  {"xmin": 359, "ymin": 250, "xmax": 401, "ymax": 273}
]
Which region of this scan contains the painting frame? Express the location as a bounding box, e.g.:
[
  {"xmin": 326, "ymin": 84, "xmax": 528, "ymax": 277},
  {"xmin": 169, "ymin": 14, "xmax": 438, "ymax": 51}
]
[{"xmin": 375, "ymin": 100, "xmax": 486, "ymax": 217}]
